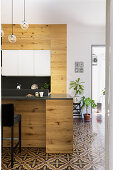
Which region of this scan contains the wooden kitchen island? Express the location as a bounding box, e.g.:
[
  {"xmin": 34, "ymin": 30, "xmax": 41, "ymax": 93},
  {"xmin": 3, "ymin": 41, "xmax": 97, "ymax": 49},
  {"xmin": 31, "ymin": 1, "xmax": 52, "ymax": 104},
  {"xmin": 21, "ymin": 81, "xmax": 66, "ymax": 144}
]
[{"xmin": 2, "ymin": 94, "xmax": 73, "ymax": 153}]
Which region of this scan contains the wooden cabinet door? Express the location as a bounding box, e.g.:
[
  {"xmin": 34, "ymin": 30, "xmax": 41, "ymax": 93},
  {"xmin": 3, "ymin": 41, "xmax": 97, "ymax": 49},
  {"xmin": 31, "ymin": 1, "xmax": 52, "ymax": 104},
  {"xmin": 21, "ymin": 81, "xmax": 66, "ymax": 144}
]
[{"xmin": 46, "ymin": 100, "xmax": 73, "ymax": 153}]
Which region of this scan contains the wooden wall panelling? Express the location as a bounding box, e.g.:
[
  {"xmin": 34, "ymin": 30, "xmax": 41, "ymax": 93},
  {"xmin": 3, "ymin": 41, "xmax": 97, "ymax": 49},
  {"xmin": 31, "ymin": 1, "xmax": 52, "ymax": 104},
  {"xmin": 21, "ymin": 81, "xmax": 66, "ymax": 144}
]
[
  {"xmin": 46, "ymin": 100, "xmax": 73, "ymax": 153},
  {"xmin": 2, "ymin": 24, "xmax": 67, "ymax": 94},
  {"xmin": 51, "ymin": 50, "xmax": 67, "ymax": 93},
  {"xmin": 2, "ymin": 100, "xmax": 46, "ymax": 147}
]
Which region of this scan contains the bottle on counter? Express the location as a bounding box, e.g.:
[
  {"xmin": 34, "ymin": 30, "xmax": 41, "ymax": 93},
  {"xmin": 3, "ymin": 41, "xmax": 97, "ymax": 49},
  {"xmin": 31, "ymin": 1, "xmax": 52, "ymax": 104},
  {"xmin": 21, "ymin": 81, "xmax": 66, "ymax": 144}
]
[{"xmin": 35, "ymin": 92, "xmax": 39, "ymax": 97}]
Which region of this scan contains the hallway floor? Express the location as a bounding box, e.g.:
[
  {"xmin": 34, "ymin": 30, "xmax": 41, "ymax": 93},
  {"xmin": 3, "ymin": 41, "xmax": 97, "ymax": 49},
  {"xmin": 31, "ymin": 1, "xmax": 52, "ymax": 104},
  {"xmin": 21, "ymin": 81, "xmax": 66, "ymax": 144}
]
[{"xmin": 2, "ymin": 113, "xmax": 105, "ymax": 170}]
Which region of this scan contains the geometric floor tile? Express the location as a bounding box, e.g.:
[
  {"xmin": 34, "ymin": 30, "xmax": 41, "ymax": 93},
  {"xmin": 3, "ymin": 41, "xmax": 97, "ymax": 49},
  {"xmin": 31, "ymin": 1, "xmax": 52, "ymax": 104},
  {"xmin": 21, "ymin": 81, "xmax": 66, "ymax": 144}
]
[{"xmin": 2, "ymin": 113, "xmax": 105, "ymax": 170}]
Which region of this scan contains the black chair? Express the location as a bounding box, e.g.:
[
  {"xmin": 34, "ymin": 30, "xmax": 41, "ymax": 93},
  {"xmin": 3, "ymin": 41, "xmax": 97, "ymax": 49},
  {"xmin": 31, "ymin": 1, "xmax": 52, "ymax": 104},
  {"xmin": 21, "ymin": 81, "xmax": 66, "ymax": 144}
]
[{"xmin": 2, "ymin": 104, "xmax": 21, "ymax": 169}]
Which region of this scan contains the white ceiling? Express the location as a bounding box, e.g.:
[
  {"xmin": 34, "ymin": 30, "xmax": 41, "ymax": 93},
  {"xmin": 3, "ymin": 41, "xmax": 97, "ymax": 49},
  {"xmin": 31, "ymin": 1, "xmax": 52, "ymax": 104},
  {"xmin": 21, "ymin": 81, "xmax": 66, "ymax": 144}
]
[{"xmin": 1, "ymin": 0, "xmax": 106, "ymax": 26}]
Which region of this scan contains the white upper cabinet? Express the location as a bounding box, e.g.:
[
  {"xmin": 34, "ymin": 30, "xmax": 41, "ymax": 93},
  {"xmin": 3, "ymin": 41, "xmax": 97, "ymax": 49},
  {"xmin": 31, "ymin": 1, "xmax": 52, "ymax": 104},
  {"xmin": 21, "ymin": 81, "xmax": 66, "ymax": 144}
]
[
  {"xmin": 2, "ymin": 50, "xmax": 51, "ymax": 76},
  {"xmin": 18, "ymin": 50, "xmax": 34, "ymax": 76},
  {"xmin": 34, "ymin": 50, "xmax": 51, "ymax": 76},
  {"xmin": 2, "ymin": 50, "xmax": 19, "ymax": 76}
]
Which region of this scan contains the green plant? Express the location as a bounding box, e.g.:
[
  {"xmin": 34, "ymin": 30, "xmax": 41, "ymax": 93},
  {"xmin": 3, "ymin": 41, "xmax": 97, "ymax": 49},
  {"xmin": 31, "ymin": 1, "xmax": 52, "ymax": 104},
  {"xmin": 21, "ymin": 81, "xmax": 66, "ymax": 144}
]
[
  {"xmin": 80, "ymin": 96, "xmax": 97, "ymax": 113},
  {"xmin": 102, "ymin": 88, "xmax": 105, "ymax": 95},
  {"xmin": 41, "ymin": 83, "xmax": 49, "ymax": 89},
  {"xmin": 69, "ymin": 78, "xmax": 84, "ymax": 96}
]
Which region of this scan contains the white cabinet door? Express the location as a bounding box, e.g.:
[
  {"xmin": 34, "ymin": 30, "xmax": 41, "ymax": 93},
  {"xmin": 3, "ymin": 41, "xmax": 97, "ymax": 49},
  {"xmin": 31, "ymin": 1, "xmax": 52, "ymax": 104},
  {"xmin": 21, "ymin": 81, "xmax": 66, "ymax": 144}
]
[
  {"xmin": 2, "ymin": 50, "xmax": 19, "ymax": 76},
  {"xmin": 2, "ymin": 50, "xmax": 51, "ymax": 76},
  {"xmin": 34, "ymin": 50, "xmax": 51, "ymax": 76},
  {"xmin": 18, "ymin": 50, "xmax": 34, "ymax": 76}
]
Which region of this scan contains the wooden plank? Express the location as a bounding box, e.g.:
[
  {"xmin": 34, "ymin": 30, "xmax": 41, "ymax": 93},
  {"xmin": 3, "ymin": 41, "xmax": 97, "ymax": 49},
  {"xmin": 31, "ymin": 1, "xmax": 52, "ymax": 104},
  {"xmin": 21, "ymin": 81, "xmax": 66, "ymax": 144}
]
[
  {"xmin": 51, "ymin": 40, "xmax": 67, "ymax": 50},
  {"xmin": 2, "ymin": 100, "xmax": 46, "ymax": 147},
  {"xmin": 3, "ymin": 125, "xmax": 45, "ymax": 140},
  {"xmin": 51, "ymin": 49, "xmax": 67, "ymax": 94},
  {"xmin": 3, "ymin": 140, "xmax": 45, "ymax": 147},
  {"xmin": 2, "ymin": 24, "xmax": 67, "ymax": 94},
  {"xmin": 46, "ymin": 100, "xmax": 73, "ymax": 153},
  {"xmin": 2, "ymin": 39, "xmax": 51, "ymax": 50}
]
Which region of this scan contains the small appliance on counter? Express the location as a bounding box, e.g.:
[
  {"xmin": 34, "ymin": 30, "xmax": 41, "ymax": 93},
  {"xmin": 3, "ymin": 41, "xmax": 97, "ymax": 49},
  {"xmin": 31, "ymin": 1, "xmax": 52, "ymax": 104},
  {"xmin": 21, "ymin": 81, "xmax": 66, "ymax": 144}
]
[
  {"xmin": 31, "ymin": 84, "xmax": 38, "ymax": 89},
  {"xmin": 17, "ymin": 83, "xmax": 21, "ymax": 90},
  {"xmin": 48, "ymin": 92, "xmax": 51, "ymax": 96}
]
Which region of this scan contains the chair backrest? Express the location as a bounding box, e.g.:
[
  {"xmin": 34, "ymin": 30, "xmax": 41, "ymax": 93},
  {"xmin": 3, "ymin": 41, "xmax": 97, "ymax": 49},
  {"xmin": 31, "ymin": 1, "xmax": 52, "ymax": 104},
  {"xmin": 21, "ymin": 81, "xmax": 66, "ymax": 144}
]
[{"xmin": 2, "ymin": 104, "xmax": 14, "ymax": 126}]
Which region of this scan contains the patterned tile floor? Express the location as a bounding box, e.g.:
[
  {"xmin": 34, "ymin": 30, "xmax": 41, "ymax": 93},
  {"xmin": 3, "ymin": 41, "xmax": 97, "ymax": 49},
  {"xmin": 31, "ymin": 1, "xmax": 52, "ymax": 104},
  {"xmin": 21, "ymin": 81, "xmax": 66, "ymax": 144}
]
[{"xmin": 2, "ymin": 113, "xmax": 105, "ymax": 170}]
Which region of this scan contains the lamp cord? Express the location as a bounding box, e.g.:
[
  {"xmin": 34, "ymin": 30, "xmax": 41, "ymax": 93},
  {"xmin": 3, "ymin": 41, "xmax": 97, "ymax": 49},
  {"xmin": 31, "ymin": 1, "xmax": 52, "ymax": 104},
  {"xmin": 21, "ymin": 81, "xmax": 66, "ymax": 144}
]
[
  {"xmin": 12, "ymin": 0, "xmax": 13, "ymax": 34},
  {"xmin": 24, "ymin": 0, "xmax": 25, "ymax": 21}
]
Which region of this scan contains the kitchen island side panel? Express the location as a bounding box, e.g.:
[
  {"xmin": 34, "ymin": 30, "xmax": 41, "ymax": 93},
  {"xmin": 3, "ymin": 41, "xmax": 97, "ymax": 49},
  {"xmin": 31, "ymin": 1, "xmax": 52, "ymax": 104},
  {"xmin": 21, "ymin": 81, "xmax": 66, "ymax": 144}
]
[
  {"xmin": 46, "ymin": 99, "xmax": 73, "ymax": 153},
  {"xmin": 2, "ymin": 100, "xmax": 46, "ymax": 147}
]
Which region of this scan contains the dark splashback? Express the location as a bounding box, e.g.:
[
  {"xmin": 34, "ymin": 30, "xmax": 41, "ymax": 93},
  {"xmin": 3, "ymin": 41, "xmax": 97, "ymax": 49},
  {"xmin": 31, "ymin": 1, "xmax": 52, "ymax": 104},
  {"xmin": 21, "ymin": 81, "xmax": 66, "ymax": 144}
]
[
  {"xmin": 2, "ymin": 76, "xmax": 51, "ymax": 92},
  {"xmin": 2, "ymin": 89, "xmax": 49, "ymax": 96}
]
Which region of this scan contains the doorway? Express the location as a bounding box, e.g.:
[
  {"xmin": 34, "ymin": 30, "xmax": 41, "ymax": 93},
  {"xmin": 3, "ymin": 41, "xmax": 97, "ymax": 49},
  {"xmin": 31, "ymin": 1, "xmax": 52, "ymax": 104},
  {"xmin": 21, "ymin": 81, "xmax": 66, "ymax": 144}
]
[{"xmin": 91, "ymin": 45, "xmax": 105, "ymax": 117}]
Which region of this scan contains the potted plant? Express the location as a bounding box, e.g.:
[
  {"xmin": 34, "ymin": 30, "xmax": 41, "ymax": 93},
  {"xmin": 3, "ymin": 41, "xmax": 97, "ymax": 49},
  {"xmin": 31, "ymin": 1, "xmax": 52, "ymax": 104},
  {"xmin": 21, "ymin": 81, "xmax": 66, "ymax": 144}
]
[
  {"xmin": 41, "ymin": 83, "xmax": 49, "ymax": 89},
  {"xmin": 43, "ymin": 83, "xmax": 49, "ymax": 89},
  {"xmin": 69, "ymin": 78, "xmax": 84, "ymax": 103},
  {"xmin": 80, "ymin": 96, "xmax": 97, "ymax": 121}
]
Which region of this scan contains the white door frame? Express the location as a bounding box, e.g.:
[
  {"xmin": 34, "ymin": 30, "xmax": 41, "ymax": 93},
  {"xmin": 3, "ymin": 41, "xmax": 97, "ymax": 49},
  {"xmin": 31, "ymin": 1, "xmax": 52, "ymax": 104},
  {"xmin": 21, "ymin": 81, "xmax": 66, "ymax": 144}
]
[
  {"xmin": 91, "ymin": 45, "xmax": 105, "ymax": 118},
  {"xmin": 105, "ymin": 0, "xmax": 113, "ymax": 169}
]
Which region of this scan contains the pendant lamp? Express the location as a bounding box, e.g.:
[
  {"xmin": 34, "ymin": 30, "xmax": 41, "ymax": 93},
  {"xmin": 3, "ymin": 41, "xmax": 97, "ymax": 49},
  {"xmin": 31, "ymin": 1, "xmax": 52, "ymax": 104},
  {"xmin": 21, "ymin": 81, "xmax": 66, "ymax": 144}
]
[
  {"xmin": 20, "ymin": 0, "xmax": 29, "ymax": 30},
  {"xmin": 1, "ymin": 26, "xmax": 4, "ymax": 37},
  {"xmin": 8, "ymin": 0, "xmax": 16, "ymax": 43}
]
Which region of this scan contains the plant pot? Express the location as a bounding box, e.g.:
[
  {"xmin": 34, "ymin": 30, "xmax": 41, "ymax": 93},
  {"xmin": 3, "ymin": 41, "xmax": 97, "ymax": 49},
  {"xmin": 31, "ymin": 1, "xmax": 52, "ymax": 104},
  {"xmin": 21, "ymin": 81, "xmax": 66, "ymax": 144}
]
[
  {"xmin": 73, "ymin": 96, "xmax": 79, "ymax": 103},
  {"xmin": 84, "ymin": 113, "xmax": 90, "ymax": 121},
  {"xmin": 97, "ymin": 103, "xmax": 102, "ymax": 113}
]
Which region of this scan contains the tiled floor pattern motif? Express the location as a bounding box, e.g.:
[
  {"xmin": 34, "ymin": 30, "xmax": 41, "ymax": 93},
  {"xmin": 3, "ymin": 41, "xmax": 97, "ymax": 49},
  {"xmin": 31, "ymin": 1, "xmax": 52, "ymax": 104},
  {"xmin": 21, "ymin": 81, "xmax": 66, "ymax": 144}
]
[{"xmin": 2, "ymin": 115, "xmax": 105, "ymax": 170}]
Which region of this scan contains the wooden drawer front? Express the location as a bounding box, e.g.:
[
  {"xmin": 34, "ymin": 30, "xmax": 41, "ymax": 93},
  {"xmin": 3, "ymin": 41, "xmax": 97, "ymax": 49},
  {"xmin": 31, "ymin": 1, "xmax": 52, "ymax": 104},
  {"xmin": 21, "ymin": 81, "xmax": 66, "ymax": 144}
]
[{"xmin": 46, "ymin": 100, "xmax": 73, "ymax": 153}]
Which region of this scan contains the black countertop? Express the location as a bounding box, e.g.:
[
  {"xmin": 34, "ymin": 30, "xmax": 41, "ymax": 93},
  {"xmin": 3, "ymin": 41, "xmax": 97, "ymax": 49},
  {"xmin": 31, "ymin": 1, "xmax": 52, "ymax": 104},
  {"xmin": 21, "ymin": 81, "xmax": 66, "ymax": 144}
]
[{"xmin": 2, "ymin": 94, "xmax": 73, "ymax": 100}]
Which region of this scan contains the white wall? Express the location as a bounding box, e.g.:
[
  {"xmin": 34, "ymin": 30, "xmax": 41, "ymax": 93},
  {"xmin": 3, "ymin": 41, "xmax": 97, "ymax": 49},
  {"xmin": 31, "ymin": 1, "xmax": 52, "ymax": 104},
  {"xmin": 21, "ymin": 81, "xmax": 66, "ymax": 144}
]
[
  {"xmin": 1, "ymin": 0, "xmax": 106, "ymax": 26},
  {"xmin": 67, "ymin": 23, "xmax": 105, "ymax": 99}
]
